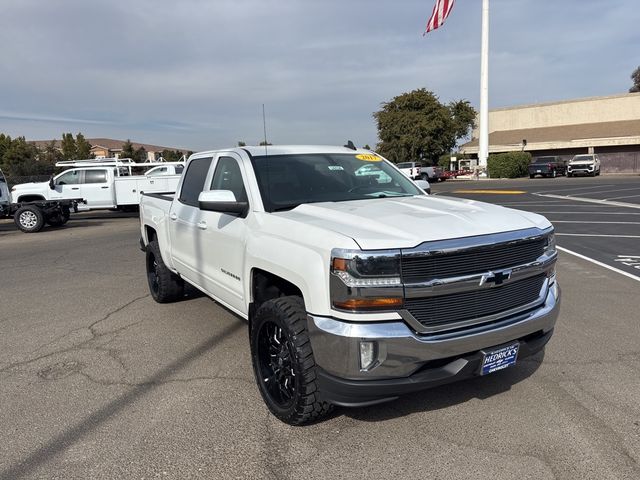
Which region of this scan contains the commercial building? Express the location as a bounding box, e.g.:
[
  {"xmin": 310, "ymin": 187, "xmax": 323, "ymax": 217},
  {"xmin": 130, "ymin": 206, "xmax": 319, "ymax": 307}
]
[{"xmin": 460, "ymin": 92, "xmax": 640, "ymax": 173}]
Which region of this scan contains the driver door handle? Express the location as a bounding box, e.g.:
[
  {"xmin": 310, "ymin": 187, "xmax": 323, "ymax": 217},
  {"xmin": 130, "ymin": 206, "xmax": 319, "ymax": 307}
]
[
  {"xmin": 71, "ymin": 187, "xmax": 80, "ymax": 190},
  {"xmin": 197, "ymin": 221, "xmax": 207, "ymax": 230},
  {"xmin": 170, "ymin": 213, "xmax": 177, "ymax": 221}
]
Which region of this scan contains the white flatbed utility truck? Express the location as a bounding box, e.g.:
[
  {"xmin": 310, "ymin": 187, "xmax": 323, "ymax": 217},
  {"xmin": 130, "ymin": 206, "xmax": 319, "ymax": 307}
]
[
  {"xmin": 10, "ymin": 158, "xmax": 184, "ymax": 211},
  {"xmin": 139, "ymin": 145, "xmax": 560, "ymax": 425}
]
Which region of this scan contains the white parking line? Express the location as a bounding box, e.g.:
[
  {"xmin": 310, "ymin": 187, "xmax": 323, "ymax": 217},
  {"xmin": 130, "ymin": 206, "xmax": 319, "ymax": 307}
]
[
  {"xmin": 556, "ymin": 233, "xmax": 640, "ymax": 238},
  {"xmin": 533, "ymin": 193, "xmax": 640, "ymax": 210},
  {"xmin": 536, "ymin": 184, "xmax": 615, "ymax": 194},
  {"xmin": 538, "ymin": 211, "xmax": 640, "ymax": 215},
  {"xmin": 552, "ymin": 220, "xmax": 640, "ymax": 225},
  {"xmin": 607, "ymin": 194, "xmax": 640, "ymax": 201},
  {"xmin": 557, "ymin": 246, "xmax": 640, "ymax": 283}
]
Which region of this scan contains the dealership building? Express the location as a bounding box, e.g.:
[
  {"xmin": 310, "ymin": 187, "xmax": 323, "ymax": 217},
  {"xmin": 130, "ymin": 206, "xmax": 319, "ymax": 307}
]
[{"xmin": 460, "ymin": 92, "xmax": 640, "ymax": 173}]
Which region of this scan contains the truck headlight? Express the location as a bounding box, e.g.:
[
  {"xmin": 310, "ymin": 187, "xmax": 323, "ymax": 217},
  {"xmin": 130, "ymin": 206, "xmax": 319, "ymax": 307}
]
[
  {"xmin": 544, "ymin": 231, "xmax": 556, "ymax": 254},
  {"xmin": 330, "ymin": 249, "xmax": 403, "ymax": 311}
]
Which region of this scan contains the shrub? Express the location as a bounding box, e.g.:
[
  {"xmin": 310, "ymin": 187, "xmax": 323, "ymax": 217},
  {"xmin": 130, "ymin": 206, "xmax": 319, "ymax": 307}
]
[{"xmin": 487, "ymin": 152, "xmax": 532, "ymax": 178}]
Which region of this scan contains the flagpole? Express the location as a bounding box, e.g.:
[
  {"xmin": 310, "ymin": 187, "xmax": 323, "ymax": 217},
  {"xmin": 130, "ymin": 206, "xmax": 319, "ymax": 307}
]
[{"xmin": 478, "ymin": 0, "xmax": 489, "ymax": 170}]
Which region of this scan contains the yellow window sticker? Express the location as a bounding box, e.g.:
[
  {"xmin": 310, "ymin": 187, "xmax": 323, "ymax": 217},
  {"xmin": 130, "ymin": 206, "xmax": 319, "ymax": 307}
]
[{"xmin": 355, "ymin": 153, "xmax": 382, "ymax": 162}]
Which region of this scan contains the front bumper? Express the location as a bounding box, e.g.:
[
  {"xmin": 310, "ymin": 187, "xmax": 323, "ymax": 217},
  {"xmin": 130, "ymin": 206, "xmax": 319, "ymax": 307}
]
[
  {"xmin": 307, "ymin": 281, "xmax": 560, "ymax": 407},
  {"xmin": 568, "ymin": 165, "xmax": 595, "ymax": 174}
]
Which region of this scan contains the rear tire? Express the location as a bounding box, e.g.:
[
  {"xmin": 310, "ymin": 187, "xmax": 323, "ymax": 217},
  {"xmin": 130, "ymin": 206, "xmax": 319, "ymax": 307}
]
[
  {"xmin": 529, "ymin": 174, "xmax": 535, "ymax": 179},
  {"xmin": 146, "ymin": 240, "xmax": 184, "ymax": 303},
  {"xmin": 14, "ymin": 205, "xmax": 45, "ymax": 233},
  {"xmin": 250, "ymin": 296, "xmax": 333, "ymax": 425}
]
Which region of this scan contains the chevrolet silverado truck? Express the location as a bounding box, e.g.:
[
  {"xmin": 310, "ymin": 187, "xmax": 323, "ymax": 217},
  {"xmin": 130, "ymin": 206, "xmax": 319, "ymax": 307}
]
[
  {"xmin": 10, "ymin": 159, "xmax": 183, "ymax": 211},
  {"xmin": 528, "ymin": 156, "xmax": 566, "ymax": 178},
  {"xmin": 1, "ymin": 168, "xmax": 83, "ymax": 233},
  {"xmin": 567, "ymin": 154, "xmax": 601, "ymax": 177},
  {"xmin": 139, "ymin": 145, "xmax": 560, "ymax": 425}
]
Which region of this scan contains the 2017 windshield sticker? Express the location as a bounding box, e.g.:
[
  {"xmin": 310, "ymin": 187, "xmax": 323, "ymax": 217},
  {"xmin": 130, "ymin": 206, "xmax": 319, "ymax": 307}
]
[{"xmin": 355, "ymin": 154, "xmax": 382, "ymax": 162}]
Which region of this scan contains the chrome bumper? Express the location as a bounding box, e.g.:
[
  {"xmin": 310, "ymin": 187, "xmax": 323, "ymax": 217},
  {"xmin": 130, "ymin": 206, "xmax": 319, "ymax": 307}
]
[{"xmin": 307, "ymin": 281, "xmax": 560, "ymax": 382}]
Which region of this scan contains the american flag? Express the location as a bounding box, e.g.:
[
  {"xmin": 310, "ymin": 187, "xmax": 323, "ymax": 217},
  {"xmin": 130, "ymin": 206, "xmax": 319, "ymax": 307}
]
[{"xmin": 424, "ymin": 0, "xmax": 455, "ymax": 35}]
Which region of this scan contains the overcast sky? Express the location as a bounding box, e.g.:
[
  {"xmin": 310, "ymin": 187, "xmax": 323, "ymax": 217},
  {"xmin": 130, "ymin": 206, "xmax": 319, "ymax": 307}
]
[{"xmin": 0, "ymin": 0, "xmax": 637, "ymax": 151}]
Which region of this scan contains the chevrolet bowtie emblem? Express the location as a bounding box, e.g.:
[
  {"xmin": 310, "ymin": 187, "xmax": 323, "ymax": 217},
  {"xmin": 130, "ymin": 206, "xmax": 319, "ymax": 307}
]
[{"xmin": 479, "ymin": 270, "xmax": 512, "ymax": 286}]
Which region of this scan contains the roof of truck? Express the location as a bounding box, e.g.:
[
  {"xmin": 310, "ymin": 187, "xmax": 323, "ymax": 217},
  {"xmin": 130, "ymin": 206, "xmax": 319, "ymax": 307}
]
[{"xmin": 191, "ymin": 145, "xmax": 375, "ymax": 158}]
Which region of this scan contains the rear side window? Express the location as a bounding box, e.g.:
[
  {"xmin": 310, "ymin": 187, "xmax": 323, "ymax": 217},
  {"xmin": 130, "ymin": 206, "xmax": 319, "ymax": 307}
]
[
  {"xmin": 179, "ymin": 157, "xmax": 212, "ymax": 206},
  {"xmin": 84, "ymin": 169, "xmax": 108, "ymax": 184}
]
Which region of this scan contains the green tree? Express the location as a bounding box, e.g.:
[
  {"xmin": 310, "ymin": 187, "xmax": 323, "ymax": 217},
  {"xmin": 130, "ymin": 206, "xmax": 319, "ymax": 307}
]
[
  {"xmin": 134, "ymin": 146, "xmax": 147, "ymax": 162},
  {"xmin": 1, "ymin": 137, "xmax": 42, "ymax": 176},
  {"xmin": 363, "ymin": 144, "xmax": 371, "ymax": 150},
  {"xmin": 160, "ymin": 149, "xmax": 182, "ymax": 162},
  {"xmin": 61, "ymin": 133, "xmax": 77, "ymax": 160},
  {"xmin": 237, "ymin": 141, "xmax": 246, "ymax": 147},
  {"xmin": 75, "ymin": 132, "xmax": 92, "ymax": 159},
  {"xmin": 373, "ymin": 88, "xmax": 476, "ymax": 165},
  {"xmin": 120, "ymin": 139, "xmax": 135, "ymax": 159},
  {"xmin": 630, "ymin": 66, "xmax": 640, "ymax": 93},
  {"xmin": 259, "ymin": 141, "xmax": 272, "ymax": 146},
  {"xmin": 40, "ymin": 140, "xmax": 63, "ymax": 166}
]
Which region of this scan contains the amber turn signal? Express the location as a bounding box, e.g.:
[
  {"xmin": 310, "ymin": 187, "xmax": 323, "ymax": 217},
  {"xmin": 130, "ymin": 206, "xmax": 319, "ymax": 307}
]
[{"xmin": 332, "ymin": 297, "xmax": 403, "ymax": 311}]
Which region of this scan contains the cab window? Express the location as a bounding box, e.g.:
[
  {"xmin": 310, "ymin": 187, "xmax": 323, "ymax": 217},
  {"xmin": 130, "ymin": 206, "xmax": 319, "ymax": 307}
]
[
  {"xmin": 84, "ymin": 169, "xmax": 108, "ymax": 184},
  {"xmin": 210, "ymin": 157, "xmax": 248, "ymax": 203},
  {"xmin": 56, "ymin": 170, "xmax": 81, "ymax": 185},
  {"xmin": 179, "ymin": 157, "xmax": 213, "ymax": 207}
]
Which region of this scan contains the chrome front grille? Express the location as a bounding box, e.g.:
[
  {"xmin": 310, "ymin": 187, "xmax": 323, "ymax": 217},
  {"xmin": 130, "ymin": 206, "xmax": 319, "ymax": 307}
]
[
  {"xmin": 398, "ymin": 228, "xmax": 555, "ymax": 334},
  {"xmin": 401, "ymin": 237, "xmax": 545, "ymax": 283},
  {"xmin": 404, "ymin": 274, "xmax": 547, "ymax": 331}
]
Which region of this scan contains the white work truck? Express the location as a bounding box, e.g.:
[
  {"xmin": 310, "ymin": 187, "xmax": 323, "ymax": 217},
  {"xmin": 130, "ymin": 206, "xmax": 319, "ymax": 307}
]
[
  {"xmin": 10, "ymin": 159, "xmax": 184, "ymax": 210},
  {"xmin": 139, "ymin": 145, "xmax": 560, "ymax": 425}
]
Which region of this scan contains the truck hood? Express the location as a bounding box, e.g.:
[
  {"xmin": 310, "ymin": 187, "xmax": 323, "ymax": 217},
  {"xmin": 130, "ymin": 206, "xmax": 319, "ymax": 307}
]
[
  {"xmin": 274, "ymin": 195, "xmax": 551, "ymax": 250},
  {"xmin": 12, "ymin": 181, "xmax": 48, "ymax": 192}
]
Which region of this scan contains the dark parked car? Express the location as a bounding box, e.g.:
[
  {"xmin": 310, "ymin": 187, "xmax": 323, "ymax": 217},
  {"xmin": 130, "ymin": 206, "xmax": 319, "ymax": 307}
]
[{"xmin": 529, "ymin": 156, "xmax": 566, "ymax": 178}]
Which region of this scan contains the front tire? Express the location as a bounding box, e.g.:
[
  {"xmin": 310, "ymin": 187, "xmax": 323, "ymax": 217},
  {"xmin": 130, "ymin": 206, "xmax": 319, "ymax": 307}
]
[
  {"xmin": 14, "ymin": 205, "xmax": 45, "ymax": 233},
  {"xmin": 145, "ymin": 240, "xmax": 184, "ymax": 303},
  {"xmin": 250, "ymin": 296, "xmax": 333, "ymax": 425}
]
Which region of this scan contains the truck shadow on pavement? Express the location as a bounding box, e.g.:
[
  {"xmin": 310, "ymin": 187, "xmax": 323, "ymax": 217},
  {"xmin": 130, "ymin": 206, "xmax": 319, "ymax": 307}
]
[
  {"xmin": 0, "ymin": 321, "xmax": 245, "ymax": 480},
  {"xmin": 344, "ymin": 351, "xmax": 545, "ymax": 422}
]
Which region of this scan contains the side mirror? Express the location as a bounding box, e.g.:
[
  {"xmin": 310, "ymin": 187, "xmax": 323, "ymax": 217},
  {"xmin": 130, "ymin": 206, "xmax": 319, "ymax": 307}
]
[
  {"xmin": 198, "ymin": 190, "xmax": 248, "ymax": 217},
  {"xmin": 414, "ymin": 179, "xmax": 431, "ymax": 195},
  {"xmin": 49, "ymin": 175, "xmax": 55, "ymax": 190}
]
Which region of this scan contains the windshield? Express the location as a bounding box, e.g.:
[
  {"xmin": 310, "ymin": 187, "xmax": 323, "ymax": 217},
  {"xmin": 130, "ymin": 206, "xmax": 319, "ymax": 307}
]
[
  {"xmin": 533, "ymin": 157, "xmax": 556, "ymax": 164},
  {"xmin": 250, "ymin": 153, "xmax": 424, "ymax": 212},
  {"xmin": 573, "ymin": 155, "xmax": 594, "ymax": 161}
]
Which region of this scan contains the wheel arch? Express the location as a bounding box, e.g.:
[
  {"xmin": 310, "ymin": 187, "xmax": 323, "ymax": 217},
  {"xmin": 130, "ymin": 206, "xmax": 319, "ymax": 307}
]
[
  {"xmin": 17, "ymin": 194, "xmax": 46, "ymax": 203},
  {"xmin": 249, "ymin": 268, "xmax": 304, "ymax": 323}
]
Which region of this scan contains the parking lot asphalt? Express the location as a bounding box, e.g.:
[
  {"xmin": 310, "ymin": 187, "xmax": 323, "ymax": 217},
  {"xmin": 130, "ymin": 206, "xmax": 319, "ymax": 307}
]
[
  {"xmin": 433, "ymin": 175, "xmax": 640, "ymax": 281},
  {"xmin": 1, "ymin": 179, "xmax": 640, "ymax": 479}
]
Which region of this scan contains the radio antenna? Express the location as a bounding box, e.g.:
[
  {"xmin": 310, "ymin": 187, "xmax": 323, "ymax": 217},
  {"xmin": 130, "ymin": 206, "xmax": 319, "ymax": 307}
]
[{"xmin": 262, "ymin": 104, "xmax": 268, "ymax": 156}]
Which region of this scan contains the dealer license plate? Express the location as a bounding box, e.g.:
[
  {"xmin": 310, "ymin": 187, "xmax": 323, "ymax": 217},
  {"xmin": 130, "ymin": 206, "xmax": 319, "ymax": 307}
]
[
  {"xmin": 536, "ymin": 169, "xmax": 541, "ymax": 173},
  {"xmin": 480, "ymin": 342, "xmax": 519, "ymax": 375}
]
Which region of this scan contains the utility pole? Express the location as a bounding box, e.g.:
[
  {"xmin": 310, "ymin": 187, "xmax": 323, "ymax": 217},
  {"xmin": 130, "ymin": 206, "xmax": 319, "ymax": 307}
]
[{"xmin": 478, "ymin": 0, "xmax": 490, "ymax": 169}]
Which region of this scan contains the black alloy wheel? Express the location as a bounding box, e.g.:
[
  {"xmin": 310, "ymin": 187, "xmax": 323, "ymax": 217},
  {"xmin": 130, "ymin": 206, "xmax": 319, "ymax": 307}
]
[
  {"xmin": 250, "ymin": 296, "xmax": 333, "ymax": 425},
  {"xmin": 256, "ymin": 320, "xmax": 297, "ymax": 409}
]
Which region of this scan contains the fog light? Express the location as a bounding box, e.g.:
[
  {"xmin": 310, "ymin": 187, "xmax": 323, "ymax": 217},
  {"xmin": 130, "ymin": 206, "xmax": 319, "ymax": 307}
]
[{"xmin": 359, "ymin": 341, "xmax": 377, "ymax": 370}]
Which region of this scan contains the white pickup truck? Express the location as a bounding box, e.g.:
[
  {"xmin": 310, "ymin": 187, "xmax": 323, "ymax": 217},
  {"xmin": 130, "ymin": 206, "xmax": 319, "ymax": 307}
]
[
  {"xmin": 10, "ymin": 161, "xmax": 184, "ymax": 210},
  {"xmin": 140, "ymin": 145, "xmax": 560, "ymax": 425}
]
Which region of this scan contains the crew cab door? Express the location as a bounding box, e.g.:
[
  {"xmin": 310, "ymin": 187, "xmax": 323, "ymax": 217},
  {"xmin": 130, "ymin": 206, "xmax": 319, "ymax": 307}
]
[
  {"xmin": 194, "ymin": 153, "xmax": 250, "ymax": 312},
  {"xmin": 51, "ymin": 169, "xmax": 83, "ymax": 200},
  {"xmin": 82, "ymin": 169, "xmax": 114, "ymax": 207},
  {"xmin": 168, "ymin": 156, "xmax": 214, "ymax": 286}
]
